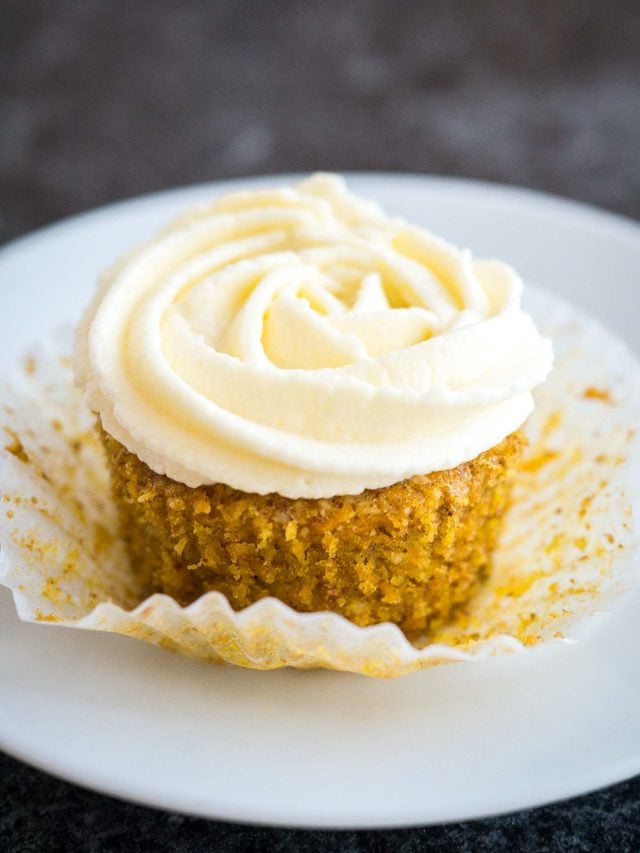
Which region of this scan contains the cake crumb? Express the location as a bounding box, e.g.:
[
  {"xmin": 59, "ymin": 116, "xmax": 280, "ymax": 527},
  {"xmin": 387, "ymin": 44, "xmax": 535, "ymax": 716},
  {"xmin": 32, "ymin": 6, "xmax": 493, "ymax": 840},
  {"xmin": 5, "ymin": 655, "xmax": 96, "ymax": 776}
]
[
  {"xmin": 3, "ymin": 428, "xmax": 30, "ymax": 464},
  {"xmin": 582, "ymin": 386, "xmax": 613, "ymax": 403},
  {"xmin": 23, "ymin": 355, "xmax": 37, "ymax": 375}
]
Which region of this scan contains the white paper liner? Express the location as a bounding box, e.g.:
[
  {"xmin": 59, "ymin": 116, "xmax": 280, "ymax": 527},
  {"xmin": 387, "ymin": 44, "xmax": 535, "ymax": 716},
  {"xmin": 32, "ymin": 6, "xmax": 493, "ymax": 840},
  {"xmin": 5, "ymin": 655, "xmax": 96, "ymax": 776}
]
[{"xmin": 1, "ymin": 289, "xmax": 639, "ymax": 677}]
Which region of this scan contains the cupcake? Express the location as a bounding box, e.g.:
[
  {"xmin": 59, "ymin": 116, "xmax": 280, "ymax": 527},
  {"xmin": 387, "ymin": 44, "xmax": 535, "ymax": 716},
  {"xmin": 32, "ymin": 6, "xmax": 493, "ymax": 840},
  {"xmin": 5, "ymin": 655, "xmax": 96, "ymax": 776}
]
[{"xmin": 74, "ymin": 174, "xmax": 552, "ymax": 638}]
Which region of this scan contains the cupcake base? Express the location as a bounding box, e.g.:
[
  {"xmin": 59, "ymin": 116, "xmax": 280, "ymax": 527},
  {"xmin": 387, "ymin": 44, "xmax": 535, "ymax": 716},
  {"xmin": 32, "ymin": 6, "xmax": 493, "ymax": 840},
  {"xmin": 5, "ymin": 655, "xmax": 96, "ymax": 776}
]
[{"xmin": 100, "ymin": 430, "xmax": 524, "ymax": 638}]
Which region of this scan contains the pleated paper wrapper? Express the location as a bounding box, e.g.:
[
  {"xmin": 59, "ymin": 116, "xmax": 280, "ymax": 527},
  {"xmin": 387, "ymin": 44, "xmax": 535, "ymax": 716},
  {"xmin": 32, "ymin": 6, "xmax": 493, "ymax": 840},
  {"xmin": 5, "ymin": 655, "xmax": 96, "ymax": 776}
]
[{"xmin": 1, "ymin": 289, "xmax": 639, "ymax": 677}]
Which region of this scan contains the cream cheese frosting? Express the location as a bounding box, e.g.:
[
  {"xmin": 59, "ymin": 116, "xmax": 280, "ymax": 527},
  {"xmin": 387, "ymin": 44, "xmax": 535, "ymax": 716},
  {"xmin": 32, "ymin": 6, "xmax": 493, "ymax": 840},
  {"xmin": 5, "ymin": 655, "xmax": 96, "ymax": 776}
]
[{"xmin": 75, "ymin": 173, "xmax": 553, "ymax": 498}]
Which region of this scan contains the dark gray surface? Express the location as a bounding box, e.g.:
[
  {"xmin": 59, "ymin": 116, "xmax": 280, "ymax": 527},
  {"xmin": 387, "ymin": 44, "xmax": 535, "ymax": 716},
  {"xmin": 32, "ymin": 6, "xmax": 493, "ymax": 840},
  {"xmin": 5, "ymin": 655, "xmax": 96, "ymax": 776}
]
[
  {"xmin": 1, "ymin": 1, "xmax": 639, "ymax": 849},
  {"xmin": 1, "ymin": 751, "xmax": 640, "ymax": 853}
]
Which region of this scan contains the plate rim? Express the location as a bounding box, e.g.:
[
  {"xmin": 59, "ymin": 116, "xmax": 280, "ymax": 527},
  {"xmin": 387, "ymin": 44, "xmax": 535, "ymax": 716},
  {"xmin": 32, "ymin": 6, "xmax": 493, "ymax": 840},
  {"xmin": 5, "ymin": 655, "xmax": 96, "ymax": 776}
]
[
  {"xmin": 2, "ymin": 682, "xmax": 640, "ymax": 830},
  {"xmin": 1, "ymin": 171, "xmax": 638, "ymax": 266}
]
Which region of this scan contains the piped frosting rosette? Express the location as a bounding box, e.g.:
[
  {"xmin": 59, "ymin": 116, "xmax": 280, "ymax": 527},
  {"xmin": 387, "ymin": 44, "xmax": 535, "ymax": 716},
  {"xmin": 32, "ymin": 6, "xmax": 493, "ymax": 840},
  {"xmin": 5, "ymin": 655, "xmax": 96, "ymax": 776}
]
[{"xmin": 75, "ymin": 174, "xmax": 552, "ymax": 498}]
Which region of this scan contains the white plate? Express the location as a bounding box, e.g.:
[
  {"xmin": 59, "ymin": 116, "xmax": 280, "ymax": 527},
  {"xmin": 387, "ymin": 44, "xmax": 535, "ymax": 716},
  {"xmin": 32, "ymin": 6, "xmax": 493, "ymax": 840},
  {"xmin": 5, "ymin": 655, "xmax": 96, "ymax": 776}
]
[{"xmin": 1, "ymin": 174, "xmax": 640, "ymax": 828}]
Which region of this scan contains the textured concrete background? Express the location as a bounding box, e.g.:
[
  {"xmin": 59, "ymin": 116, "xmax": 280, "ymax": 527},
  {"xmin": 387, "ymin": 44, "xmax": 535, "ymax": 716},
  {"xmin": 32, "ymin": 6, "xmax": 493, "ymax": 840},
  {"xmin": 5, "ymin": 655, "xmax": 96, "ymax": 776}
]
[
  {"xmin": 1, "ymin": 1, "xmax": 640, "ymax": 850},
  {"xmin": 2, "ymin": 0, "xmax": 640, "ymax": 245}
]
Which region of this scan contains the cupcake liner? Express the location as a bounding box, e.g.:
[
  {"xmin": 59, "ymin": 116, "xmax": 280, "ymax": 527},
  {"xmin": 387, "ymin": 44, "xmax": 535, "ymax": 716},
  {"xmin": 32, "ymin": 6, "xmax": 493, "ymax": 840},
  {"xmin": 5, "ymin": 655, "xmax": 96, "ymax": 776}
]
[{"xmin": 1, "ymin": 289, "xmax": 639, "ymax": 677}]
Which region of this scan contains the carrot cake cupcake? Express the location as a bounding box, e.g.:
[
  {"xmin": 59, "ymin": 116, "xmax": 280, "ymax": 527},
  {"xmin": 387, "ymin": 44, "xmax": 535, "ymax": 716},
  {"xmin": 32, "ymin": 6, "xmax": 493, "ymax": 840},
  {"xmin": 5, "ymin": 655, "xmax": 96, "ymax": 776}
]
[{"xmin": 74, "ymin": 174, "xmax": 553, "ymax": 638}]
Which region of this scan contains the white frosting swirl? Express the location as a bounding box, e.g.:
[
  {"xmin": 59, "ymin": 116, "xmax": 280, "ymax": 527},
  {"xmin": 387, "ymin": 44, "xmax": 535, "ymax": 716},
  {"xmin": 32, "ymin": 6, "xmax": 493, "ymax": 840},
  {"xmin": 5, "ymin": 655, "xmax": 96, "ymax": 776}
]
[{"xmin": 75, "ymin": 174, "xmax": 553, "ymax": 498}]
